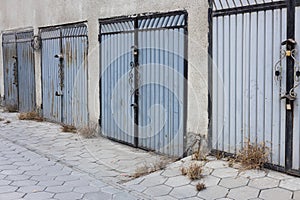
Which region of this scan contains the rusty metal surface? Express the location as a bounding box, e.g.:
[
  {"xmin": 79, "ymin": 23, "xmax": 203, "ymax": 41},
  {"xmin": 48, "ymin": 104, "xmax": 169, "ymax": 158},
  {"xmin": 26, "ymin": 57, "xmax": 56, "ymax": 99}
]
[
  {"xmin": 41, "ymin": 24, "xmax": 88, "ymax": 126},
  {"xmin": 2, "ymin": 33, "xmax": 18, "ymax": 111},
  {"xmin": 16, "ymin": 31, "xmax": 36, "ymax": 112}
]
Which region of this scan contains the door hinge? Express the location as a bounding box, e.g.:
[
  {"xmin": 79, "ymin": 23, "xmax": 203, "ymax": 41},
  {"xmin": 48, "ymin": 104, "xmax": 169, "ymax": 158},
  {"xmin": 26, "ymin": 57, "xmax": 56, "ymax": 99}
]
[{"xmin": 98, "ymin": 34, "xmax": 101, "ymax": 42}]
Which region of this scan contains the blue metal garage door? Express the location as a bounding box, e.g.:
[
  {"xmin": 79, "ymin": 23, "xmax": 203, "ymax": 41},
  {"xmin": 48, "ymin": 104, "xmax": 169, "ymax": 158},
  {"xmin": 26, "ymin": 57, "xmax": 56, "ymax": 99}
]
[{"xmin": 99, "ymin": 11, "xmax": 187, "ymax": 157}]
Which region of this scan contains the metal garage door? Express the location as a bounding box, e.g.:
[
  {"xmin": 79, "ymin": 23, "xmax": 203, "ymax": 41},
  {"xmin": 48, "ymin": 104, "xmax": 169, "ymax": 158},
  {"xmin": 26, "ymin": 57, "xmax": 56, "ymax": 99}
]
[
  {"xmin": 99, "ymin": 11, "xmax": 187, "ymax": 157},
  {"xmin": 2, "ymin": 30, "xmax": 36, "ymax": 112},
  {"xmin": 41, "ymin": 24, "xmax": 88, "ymax": 126},
  {"xmin": 210, "ymin": 0, "xmax": 300, "ymax": 175}
]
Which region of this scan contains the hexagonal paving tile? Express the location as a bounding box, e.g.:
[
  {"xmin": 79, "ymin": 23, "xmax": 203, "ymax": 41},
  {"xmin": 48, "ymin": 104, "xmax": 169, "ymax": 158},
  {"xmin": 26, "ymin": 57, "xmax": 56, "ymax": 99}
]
[
  {"xmin": 267, "ymin": 171, "xmax": 295, "ymax": 180},
  {"xmin": 165, "ymin": 175, "xmax": 191, "ymax": 187},
  {"xmin": 73, "ymin": 185, "xmax": 100, "ymax": 193},
  {"xmin": 227, "ymin": 186, "xmax": 259, "ymax": 200},
  {"xmin": 23, "ymin": 191, "xmax": 54, "ymax": 199},
  {"xmin": 54, "ymin": 192, "xmax": 83, "ymax": 200},
  {"xmin": 140, "ymin": 175, "xmax": 168, "ymax": 187},
  {"xmin": 144, "ymin": 185, "xmax": 172, "ymax": 197},
  {"xmin": 170, "ymin": 184, "xmax": 198, "ymax": 199},
  {"xmin": 294, "ymin": 191, "xmax": 300, "ymax": 199},
  {"xmin": 212, "ymin": 168, "xmax": 239, "ymax": 178},
  {"xmin": 10, "ymin": 179, "xmax": 38, "ymax": 187},
  {"xmin": 205, "ymin": 160, "xmax": 228, "ymax": 169},
  {"xmin": 161, "ymin": 168, "xmax": 182, "ymax": 177},
  {"xmin": 248, "ymin": 177, "xmax": 279, "ymax": 189},
  {"xmin": 17, "ymin": 185, "xmax": 46, "ymax": 193},
  {"xmin": 45, "ymin": 185, "xmax": 74, "ymax": 193},
  {"xmin": 197, "ymin": 185, "xmax": 228, "ymax": 199},
  {"xmin": 240, "ymin": 170, "xmax": 267, "ymax": 179},
  {"xmin": 280, "ymin": 178, "xmax": 300, "ymax": 191},
  {"xmin": 0, "ymin": 185, "xmax": 18, "ymax": 193},
  {"xmin": 0, "ymin": 192, "xmax": 25, "ymax": 200},
  {"xmin": 259, "ymin": 188, "xmax": 292, "ymax": 200},
  {"xmin": 191, "ymin": 175, "xmax": 220, "ymax": 187},
  {"xmin": 219, "ymin": 176, "xmax": 249, "ymax": 189}
]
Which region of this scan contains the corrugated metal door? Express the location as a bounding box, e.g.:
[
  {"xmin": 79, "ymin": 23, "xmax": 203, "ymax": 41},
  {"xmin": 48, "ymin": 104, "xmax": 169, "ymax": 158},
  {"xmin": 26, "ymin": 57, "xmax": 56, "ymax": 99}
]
[
  {"xmin": 16, "ymin": 31, "xmax": 36, "ymax": 112},
  {"xmin": 41, "ymin": 28, "xmax": 62, "ymax": 122},
  {"xmin": 2, "ymin": 33, "xmax": 18, "ymax": 110},
  {"xmin": 41, "ymin": 24, "xmax": 88, "ymax": 126},
  {"xmin": 100, "ymin": 19, "xmax": 135, "ymax": 145},
  {"xmin": 99, "ymin": 11, "xmax": 187, "ymax": 157},
  {"xmin": 137, "ymin": 14, "xmax": 186, "ymax": 156},
  {"xmin": 61, "ymin": 25, "xmax": 89, "ymax": 126},
  {"xmin": 211, "ymin": 0, "xmax": 300, "ymax": 174}
]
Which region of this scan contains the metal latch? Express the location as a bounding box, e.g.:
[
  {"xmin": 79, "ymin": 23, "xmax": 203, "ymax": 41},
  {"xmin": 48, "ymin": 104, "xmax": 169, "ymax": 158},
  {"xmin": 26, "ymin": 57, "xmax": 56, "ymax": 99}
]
[{"xmin": 55, "ymin": 91, "xmax": 63, "ymax": 96}]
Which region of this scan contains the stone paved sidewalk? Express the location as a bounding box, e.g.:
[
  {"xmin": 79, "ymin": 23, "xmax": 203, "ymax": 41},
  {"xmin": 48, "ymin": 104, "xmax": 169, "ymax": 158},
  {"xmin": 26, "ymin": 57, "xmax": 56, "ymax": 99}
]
[
  {"xmin": 0, "ymin": 138, "xmax": 144, "ymax": 200},
  {"xmin": 1, "ymin": 110, "xmax": 300, "ymax": 200}
]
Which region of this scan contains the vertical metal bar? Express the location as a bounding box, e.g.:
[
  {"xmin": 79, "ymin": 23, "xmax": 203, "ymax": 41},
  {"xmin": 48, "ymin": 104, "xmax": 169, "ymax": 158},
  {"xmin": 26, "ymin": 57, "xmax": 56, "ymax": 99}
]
[
  {"xmin": 99, "ymin": 27, "xmax": 102, "ymax": 128},
  {"xmin": 183, "ymin": 13, "xmax": 188, "ymax": 156},
  {"xmin": 134, "ymin": 19, "xmax": 139, "ymax": 147},
  {"xmin": 59, "ymin": 28, "xmax": 64, "ymax": 123},
  {"xmin": 208, "ymin": 0, "xmax": 213, "ymax": 151},
  {"xmin": 286, "ymin": 0, "xmax": 295, "ymax": 171}
]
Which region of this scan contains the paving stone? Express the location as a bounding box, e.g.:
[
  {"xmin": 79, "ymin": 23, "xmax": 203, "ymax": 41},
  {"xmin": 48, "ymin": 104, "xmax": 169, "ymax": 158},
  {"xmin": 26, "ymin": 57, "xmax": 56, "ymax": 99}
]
[
  {"xmin": 294, "ymin": 191, "xmax": 300, "ymax": 200},
  {"xmin": 212, "ymin": 168, "xmax": 239, "ymax": 178},
  {"xmin": 259, "ymin": 188, "xmax": 293, "ymax": 200},
  {"xmin": 144, "ymin": 185, "xmax": 172, "ymax": 197},
  {"xmin": 227, "ymin": 186, "xmax": 259, "ymax": 200},
  {"xmin": 165, "ymin": 175, "xmax": 191, "ymax": 187},
  {"xmin": 37, "ymin": 180, "xmax": 64, "ymax": 187},
  {"xmin": 248, "ymin": 177, "xmax": 279, "ymax": 189},
  {"xmin": 280, "ymin": 178, "xmax": 300, "ymax": 191},
  {"xmin": 1, "ymin": 169, "xmax": 24, "ymax": 175},
  {"xmin": 83, "ymin": 191, "xmax": 112, "ymax": 200},
  {"xmin": 240, "ymin": 170, "xmax": 267, "ymax": 179},
  {"xmin": 0, "ymin": 192, "xmax": 25, "ymax": 200},
  {"xmin": 267, "ymin": 171, "xmax": 295, "ymax": 180},
  {"xmin": 23, "ymin": 191, "xmax": 54, "ymax": 199},
  {"xmin": 113, "ymin": 191, "xmax": 140, "ymax": 200},
  {"xmin": 140, "ymin": 175, "xmax": 168, "ymax": 187},
  {"xmin": 11, "ymin": 179, "xmax": 38, "ymax": 187},
  {"xmin": 205, "ymin": 160, "xmax": 228, "ymax": 169},
  {"xmin": 0, "ymin": 179, "xmax": 12, "ymax": 186},
  {"xmin": 215, "ymin": 198, "xmax": 234, "ymax": 200},
  {"xmin": 197, "ymin": 185, "xmax": 228, "ymax": 199},
  {"xmin": 219, "ymin": 176, "xmax": 249, "ymax": 189},
  {"xmin": 54, "ymin": 174, "xmax": 80, "ymax": 182},
  {"xmin": 161, "ymin": 168, "xmax": 182, "ymax": 177},
  {"xmin": 170, "ymin": 184, "xmax": 198, "ymax": 199},
  {"xmin": 155, "ymin": 195, "xmax": 178, "ymax": 200},
  {"xmin": 54, "ymin": 192, "xmax": 83, "ymax": 200},
  {"xmin": 5, "ymin": 174, "xmax": 31, "ymax": 181},
  {"xmin": 183, "ymin": 197, "xmax": 205, "ymax": 200},
  {"xmin": 0, "ymin": 185, "xmax": 18, "ymax": 193},
  {"xmin": 191, "ymin": 175, "xmax": 220, "ymax": 187},
  {"xmin": 45, "ymin": 185, "xmax": 74, "ymax": 193},
  {"xmin": 101, "ymin": 186, "xmax": 122, "ymax": 195},
  {"xmin": 73, "ymin": 185, "xmax": 100, "ymax": 193},
  {"xmin": 30, "ymin": 175, "xmax": 55, "ymax": 182},
  {"xmin": 127, "ymin": 184, "xmax": 147, "ymax": 192},
  {"xmin": 63, "ymin": 179, "xmax": 91, "ymax": 187},
  {"xmin": 17, "ymin": 185, "xmax": 46, "ymax": 193}
]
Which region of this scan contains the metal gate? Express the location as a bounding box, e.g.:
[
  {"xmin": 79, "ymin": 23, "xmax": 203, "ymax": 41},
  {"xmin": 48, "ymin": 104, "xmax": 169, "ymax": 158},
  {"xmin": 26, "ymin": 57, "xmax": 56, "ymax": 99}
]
[
  {"xmin": 210, "ymin": 0, "xmax": 300, "ymax": 175},
  {"xmin": 41, "ymin": 24, "xmax": 88, "ymax": 126},
  {"xmin": 99, "ymin": 11, "xmax": 187, "ymax": 157},
  {"xmin": 2, "ymin": 30, "xmax": 36, "ymax": 112}
]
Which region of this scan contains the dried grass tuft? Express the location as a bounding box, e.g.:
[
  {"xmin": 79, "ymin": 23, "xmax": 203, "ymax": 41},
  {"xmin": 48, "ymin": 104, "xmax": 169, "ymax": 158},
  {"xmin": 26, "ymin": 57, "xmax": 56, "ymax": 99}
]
[
  {"xmin": 61, "ymin": 124, "xmax": 77, "ymax": 133},
  {"xmin": 236, "ymin": 139, "xmax": 269, "ymax": 170},
  {"xmin": 19, "ymin": 112, "xmax": 43, "ymax": 122},
  {"xmin": 181, "ymin": 162, "xmax": 203, "ymax": 180},
  {"xmin": 132, "ymin": 159, "xmax": 169, "ymax": 178},
  {"xmin": 78, "ymin": 123, "xmax": 98, "ymax": 138},
  {"xmin": 196, "ymin": 182, "xmax": 206, "ymax": 191},
  {"xmin": 0, "ymin": 118, "xmax": 5, "ymax": 121},
  {"xmin": 4, "ymin": 105, "xmax": 18, "ymax": 113}
]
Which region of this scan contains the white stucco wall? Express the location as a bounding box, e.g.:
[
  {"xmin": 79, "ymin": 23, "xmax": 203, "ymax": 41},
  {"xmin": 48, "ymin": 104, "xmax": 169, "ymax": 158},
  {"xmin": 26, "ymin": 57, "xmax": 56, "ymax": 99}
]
[{"xmin": 0, "ymin": 0, "xmax": 209, "ymax": 152}]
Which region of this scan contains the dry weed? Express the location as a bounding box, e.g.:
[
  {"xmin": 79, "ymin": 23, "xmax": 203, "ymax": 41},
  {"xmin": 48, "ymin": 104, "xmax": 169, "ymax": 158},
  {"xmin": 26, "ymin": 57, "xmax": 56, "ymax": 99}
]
[
  {"xmin": 0, "ymin": 118, "xmax": 5, "ymax": 121},
  {"xmin": 4, "ymin": 120, "xmax": 11, "ymax": 124},
  {"xmin": 4, "ymin": 105, "xmax": 18, "ymax": 112},
  {"xmin": 19, "ymin": 112, "xmax": 43, "ymax": 122},
  {"xmin": 181, "ymin": 162, "xmax": 203, "ymax": 180},
  {"xmin": 236, "ymin": 140, "xmax": 269, "ymax": 170},
  {"xmin": 196, "ymin": 183, "xmax": 206, "ymax": 191},
  {"xmin": 78, "ymin": 123, "xmax": 98, "ymax": 138},
  {"xmin": 61, "ymin": 124, "xmax": 77, "ymax": 133},
  {"xmin": 132, "ymin": 159, "xmax": 169, "ymax": 178}
]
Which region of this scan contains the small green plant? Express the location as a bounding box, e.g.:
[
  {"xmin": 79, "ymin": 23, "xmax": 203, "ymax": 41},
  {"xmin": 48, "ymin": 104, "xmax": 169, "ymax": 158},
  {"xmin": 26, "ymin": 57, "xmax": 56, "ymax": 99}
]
[
  {"xmin": 61, "ymin": 124, "xmax": 77, "ymax": 133},
  {"xmin": 181, "ymin": 162, "xmax": 203, "ymax": 180},
  {"xmin": 196, "ymin": 182, "xmax": 206, "ymax": 191},
  {"xmin": 19, "ymin": 112, "xmax": 43, "ymax": 122}
]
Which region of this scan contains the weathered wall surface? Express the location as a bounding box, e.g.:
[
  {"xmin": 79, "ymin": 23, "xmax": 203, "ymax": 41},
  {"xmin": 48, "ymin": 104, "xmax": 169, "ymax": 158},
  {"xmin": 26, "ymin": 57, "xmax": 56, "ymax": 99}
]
[{"xmin": 0, "ymin": 0, "xmax": 209, "ymax": 153}]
